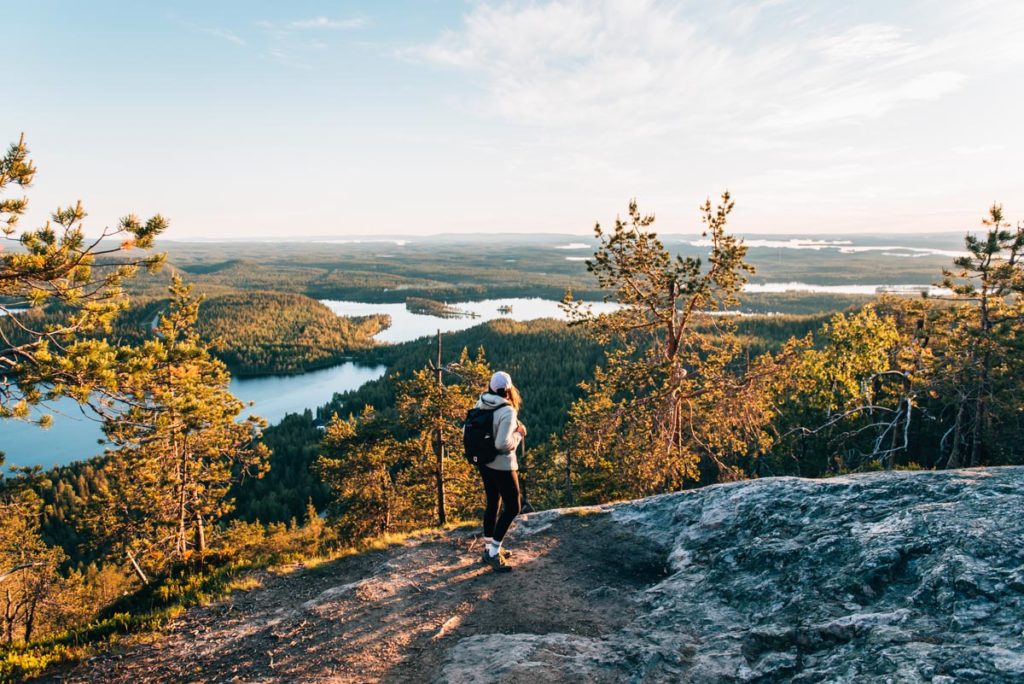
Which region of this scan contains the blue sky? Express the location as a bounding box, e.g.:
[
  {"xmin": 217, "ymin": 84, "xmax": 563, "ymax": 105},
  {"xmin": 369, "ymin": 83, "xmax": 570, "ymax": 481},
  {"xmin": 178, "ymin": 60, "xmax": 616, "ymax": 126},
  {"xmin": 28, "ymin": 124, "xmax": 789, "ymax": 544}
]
[{"xmin": 5, "ymin": 1, "xmax": 1022, "ymax": 238}]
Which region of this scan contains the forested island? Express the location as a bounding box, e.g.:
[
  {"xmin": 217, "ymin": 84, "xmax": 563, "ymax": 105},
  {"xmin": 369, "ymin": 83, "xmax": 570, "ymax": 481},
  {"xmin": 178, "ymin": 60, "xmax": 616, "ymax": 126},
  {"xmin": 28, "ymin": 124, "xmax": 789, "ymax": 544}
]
[{"xmin": 404, "ymin": 296, "xmax": 478, "ymax": 319}]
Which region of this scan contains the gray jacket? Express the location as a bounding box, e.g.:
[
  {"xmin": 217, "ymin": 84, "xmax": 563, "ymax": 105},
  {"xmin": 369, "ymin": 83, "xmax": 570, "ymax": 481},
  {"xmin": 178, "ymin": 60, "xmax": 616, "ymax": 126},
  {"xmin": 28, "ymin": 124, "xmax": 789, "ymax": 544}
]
[{"xmin": 474, "ymin": 392, "xmax": 522, "ymax": 471}]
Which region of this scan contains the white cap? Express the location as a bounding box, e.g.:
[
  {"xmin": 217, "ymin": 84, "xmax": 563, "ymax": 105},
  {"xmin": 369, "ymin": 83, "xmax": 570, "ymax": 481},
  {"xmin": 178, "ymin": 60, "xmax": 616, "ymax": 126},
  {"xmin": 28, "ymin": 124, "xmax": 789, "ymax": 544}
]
[{"xmin": 489, "ymin": 371, "xmax": 513, "ymax": 392}]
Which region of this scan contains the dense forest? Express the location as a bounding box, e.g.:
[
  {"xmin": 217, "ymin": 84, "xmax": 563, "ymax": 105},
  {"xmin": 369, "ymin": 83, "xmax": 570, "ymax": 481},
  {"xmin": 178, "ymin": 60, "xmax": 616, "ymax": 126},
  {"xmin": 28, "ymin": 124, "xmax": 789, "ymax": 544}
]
[
  {"xmin": 188, "ymin": 293, "xmax": 387, "ymax": 375},
  {"xmin": 1, "ymin": 292, "xmax": 387, "ymax": 378},
  {"xmin": 25, "ymin": 311, "xmax": 833, "ymax": 549},
  {"xmin": 231, "ymin": 318, "xmax": 607, "ymax": 524},
  {"xmin": 88, "ymin": 231, "xmax": 956, "ymax": 308}
]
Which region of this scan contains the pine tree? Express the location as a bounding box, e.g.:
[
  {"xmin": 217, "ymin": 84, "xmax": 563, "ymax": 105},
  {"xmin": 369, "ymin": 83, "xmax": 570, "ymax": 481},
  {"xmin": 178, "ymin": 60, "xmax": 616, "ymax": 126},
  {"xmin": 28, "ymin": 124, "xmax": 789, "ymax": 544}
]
[
  {"xmin": 933, "ymin": 204, "xmax": 1024, "ymax": 467},
  {"xmin": 0, "ymin": 132, "xmax": 166, "ymax": 640},
  {"xmin": 318, "ymin": 346, "xmax": 492, "ymax": 536},
  {"xmin": 316, "ymin": 407, "xmax": 413, "ymax": 539},
  {"xmin": 0, "ymin": 133, "xmax": 166, "ymax": 426},
  {"xmin": 94, "ymin": 276, "xmax": 269, "ymax": 580},
  {"xmin": 0, "ymin": 488, "xmax": 65, "ymax": 644},
  {"xmin": 394, "ymin": 346, "xmax": 492, "ymax": 526},
  {"xmin": 561, "ymin": 194, "xmax": 784, "ymax": 495}
]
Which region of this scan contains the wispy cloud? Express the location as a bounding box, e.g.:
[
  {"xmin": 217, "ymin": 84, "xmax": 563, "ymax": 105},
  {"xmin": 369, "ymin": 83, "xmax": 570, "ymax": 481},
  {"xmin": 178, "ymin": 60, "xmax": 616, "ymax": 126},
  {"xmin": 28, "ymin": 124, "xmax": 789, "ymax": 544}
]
[
  {"xmin": 170, "ymin": 13, "xmax": 247, "ymax": 47},
  {"xmin": 951, "ymin": 144, "xmax": 1004, "ymax": 156},
  {"xmin": 146, "ymin": 2, "xmax": 1022, "ymax": 236},
  {"xmin": 249, "ymin": 16, "xmax": 369, "ymax": 68},
  {"xmin": 388, "ymin": 0, "xmax": 1024, "ymax": 233},
  {"xmin": 403, "ymin": 0, "xmax": 998, "ymax": 139},
  {"xmin": 200, "ymin": 26, "xmax": 245, "ymax": 46},
  {"xmin": 812, "ymin": 24, "xmax": 916, "ymax": 62},
  {"xmin": 727, "ymin": 0, "xmax": 790, "ymax": 35},
  {"xmin": 288, "ymin": 16, "xmax": 369, "ymax": 30},
  {"xmin": 250, "ymin": 15, "xmax": 369, "ymax": 66}
]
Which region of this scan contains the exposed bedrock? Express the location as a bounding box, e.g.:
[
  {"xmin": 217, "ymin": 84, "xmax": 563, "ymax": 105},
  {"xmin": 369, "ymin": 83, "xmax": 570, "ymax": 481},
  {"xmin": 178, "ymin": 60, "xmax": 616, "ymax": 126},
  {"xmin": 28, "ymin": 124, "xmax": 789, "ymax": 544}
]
[{"xmin": 442, "ymin": 467, "xmax": 1024, "ymax": 683}]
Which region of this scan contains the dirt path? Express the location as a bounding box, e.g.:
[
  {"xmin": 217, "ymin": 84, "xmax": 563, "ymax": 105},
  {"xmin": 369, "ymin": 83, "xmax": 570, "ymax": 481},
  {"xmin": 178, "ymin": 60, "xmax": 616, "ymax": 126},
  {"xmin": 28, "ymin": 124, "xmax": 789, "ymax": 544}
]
[{"xmin": 48, "ymin": 511, "xmax": 668, "ymax": 683}]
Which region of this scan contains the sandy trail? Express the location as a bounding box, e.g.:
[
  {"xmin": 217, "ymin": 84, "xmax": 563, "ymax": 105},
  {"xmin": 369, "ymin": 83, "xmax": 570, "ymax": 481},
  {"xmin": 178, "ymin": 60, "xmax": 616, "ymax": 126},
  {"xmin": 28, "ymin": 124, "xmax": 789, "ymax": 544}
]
[{"xmin": 48, "ymin": 512, "xmax": 668, "ymax": 683}]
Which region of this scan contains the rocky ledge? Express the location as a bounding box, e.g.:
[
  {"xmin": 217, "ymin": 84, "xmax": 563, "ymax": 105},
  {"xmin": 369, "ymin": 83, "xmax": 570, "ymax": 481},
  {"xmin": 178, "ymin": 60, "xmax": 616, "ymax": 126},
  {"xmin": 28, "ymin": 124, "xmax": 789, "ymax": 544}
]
[{"xmin": 444, "ymin": 467, "xmax": 1024, "ymax": 683}]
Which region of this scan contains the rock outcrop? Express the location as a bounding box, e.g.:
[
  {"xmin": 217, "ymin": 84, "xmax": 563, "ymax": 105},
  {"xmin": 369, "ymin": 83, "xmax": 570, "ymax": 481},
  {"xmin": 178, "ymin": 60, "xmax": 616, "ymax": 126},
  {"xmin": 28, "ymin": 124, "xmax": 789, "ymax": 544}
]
[{"xmin": 443, "ymin": 467, "xmax": 1024, "ymax": 683}]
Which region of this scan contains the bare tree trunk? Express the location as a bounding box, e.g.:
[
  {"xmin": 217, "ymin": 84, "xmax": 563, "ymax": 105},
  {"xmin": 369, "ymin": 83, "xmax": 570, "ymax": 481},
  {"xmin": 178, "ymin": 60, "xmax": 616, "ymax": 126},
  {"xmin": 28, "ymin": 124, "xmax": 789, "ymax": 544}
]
[
  {"xmin": 945, "ymin": 391, "xmax": 969, "ymax": 469},
  {"xmin": 3, "ymin": 592, "xmax": 9, "ymax": 645},
  {"xmin": 435, "ymin": 441, "xmax": 446, "ymax": 526},
  {"xmin": 971, "ymin": 347, "xmax": 991, "ymax": 467},
  {"xmin": 4, "ymin": 589, "xmax": 14, "ymax": 644},
  {"xmin": 176, "ymin": 439, "xmax": 189, "ymax": 558},
  {"xmin": 195, "ymin": 513, "xmax": 207, "ymax": 556},
  {"xmin": 565, "ymin": 446, "xmax": 575, "ymax": 506},
  {"xmin": 23, "ymin": 592, "xmax": 38, "ymax": 643},
  {"xmin": 126, "ymin": 548, "xmax": 149, "ymax": 585},
  {"xmin": 435, "ymin": 330, "xmax": 447, "ymax": 526},
  {"xmin": 970, "ymin": 396, "xmax": 985, "ymax": 468},
  {"xmin": 382, "ymin": 473, "xmax": 392, "ymax": 535}
]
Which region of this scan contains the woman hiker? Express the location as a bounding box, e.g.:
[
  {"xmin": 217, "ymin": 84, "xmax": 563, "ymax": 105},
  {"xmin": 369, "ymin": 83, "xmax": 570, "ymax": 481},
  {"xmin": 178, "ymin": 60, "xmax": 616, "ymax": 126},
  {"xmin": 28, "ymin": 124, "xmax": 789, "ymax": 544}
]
[{"xmin": 475, "ymin": 371, "xmax": 527, "ymax": 573}]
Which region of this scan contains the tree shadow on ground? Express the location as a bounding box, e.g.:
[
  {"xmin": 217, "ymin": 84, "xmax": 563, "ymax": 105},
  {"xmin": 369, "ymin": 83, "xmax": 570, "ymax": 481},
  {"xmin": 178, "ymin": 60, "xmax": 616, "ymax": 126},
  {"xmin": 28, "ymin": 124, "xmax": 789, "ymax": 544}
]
[{"xmin": 49, "ymin": 513, "xmax": 669, "ymax": 683}]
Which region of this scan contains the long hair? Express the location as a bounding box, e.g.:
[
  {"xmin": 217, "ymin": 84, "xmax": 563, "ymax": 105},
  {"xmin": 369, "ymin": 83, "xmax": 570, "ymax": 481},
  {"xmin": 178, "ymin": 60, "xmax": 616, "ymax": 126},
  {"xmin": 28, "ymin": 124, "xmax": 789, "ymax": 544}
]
[
  {"xmin": 506, "ymin": 385, "xmax": 522, "ymax": 411},
  {"xmin": 490, "ymin": 383, "xmax": 522, "ymax": 411}
]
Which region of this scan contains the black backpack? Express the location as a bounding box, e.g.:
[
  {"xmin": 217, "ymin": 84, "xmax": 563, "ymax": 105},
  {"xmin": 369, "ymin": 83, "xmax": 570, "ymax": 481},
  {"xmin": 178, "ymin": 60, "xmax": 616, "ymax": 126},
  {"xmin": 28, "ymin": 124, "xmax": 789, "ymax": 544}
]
[{"xmin": 463, "ymin": 407, "xmax": 499, "ymax": 465}]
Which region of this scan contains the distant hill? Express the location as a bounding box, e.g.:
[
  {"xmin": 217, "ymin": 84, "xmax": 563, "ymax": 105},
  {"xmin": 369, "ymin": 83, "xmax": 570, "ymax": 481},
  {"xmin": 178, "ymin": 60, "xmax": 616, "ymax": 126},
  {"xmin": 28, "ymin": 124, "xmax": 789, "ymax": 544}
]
[
  {"xmin": 109, "ymin": 292, "xmax": 389, "ymax": 375},
  {"xmin": 176, "ymin": 258, "xmax": 260, "ymax": 275},
  {"xmin": 121, "ymin": 231, "xmax": 972, "ymax": 305},
  {"xmin": 194, "ymin": 292, "xmax": 389, "ymax": 376}
]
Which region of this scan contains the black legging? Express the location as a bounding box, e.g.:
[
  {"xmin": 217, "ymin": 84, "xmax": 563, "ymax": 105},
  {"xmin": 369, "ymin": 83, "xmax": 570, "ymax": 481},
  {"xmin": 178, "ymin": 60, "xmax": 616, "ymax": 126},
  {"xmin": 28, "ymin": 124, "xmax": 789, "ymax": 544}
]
[{"xmin": 479, "ymin": 466, "xmax": 521, "ymax": 542}]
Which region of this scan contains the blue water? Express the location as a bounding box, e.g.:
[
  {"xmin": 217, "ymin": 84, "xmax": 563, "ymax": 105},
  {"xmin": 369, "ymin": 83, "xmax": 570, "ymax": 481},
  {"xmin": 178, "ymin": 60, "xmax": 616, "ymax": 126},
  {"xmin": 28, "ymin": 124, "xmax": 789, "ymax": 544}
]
[
  {"xmin": 1, "ymin": 362, "xmax": 386, "ymax": 469},
  {"xmin": 321, "ymin": 297, "xmax": 619, "ymax": 343}
]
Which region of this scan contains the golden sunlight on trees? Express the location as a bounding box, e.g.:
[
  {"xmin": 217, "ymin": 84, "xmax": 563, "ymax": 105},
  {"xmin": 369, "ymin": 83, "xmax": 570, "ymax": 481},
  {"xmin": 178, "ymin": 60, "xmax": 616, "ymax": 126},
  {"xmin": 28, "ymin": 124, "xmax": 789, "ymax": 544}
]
[
  {"xmin": 559, "ymin": 194, "xmax": 793, "ymax": 497},
  {"xmin": 317, "ymin": 408, "xmax": 411, "ymax": 540},
  {"xmin": 0, "ymin": 488, "xmax": 65, "ymax": 644},
  {"xmin": 318, "ymin": 346, "xmax": 492, "ymax": 538},
  {"xmin": 0, "ymin": 134, "xmax": 166, "ymax": 427},
  {"xmin": 395, "ymin": 346, "xmax": 493, "ymax": 526},
  {"xmin": 762, "ymin": 205, "xmax": 1022, "ymax": 474},
  {"xmin": 91, "ymin": 276, "xmax": 270, "ymax": 582},
  {"xmin": 0, "ymin": 133, "xmax": 168, "ymax": 648},
  {"xmin": 767, "ymin": 304, "xmax": 926, "ymax": 474}
]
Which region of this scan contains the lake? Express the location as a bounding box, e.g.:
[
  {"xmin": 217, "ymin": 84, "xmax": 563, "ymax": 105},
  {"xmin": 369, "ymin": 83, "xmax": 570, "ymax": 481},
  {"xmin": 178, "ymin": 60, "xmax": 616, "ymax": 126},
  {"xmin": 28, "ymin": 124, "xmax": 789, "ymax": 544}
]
[
  {"xmin": 743, "ymin": 282, "xmax": 950, "ymax": 295},
  {"xmin": 1, "ymin": 362, "xmax": 386, "ymax": 470},
  {"xmin": 321, "ymin": 297, "xmax": 620, "ymax": 343},
  {"xmin": 323, "ymin": 286, "xmax": 946, "ymax": 342}
]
